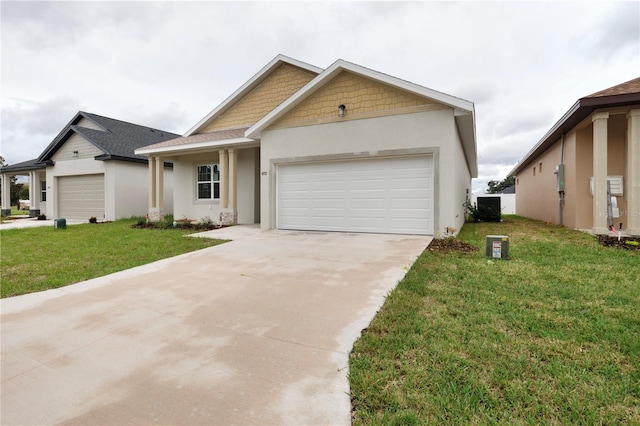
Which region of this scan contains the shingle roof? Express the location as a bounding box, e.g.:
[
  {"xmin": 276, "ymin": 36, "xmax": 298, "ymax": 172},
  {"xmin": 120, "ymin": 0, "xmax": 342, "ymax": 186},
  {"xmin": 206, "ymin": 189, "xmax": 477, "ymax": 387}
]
[
  {"xmin": 584, "ymin": 77, "xmax": 640, "ymax": 98},
  {"xmin": 141, "ymin": 128, "xmax": 249, "ymax": 151},
  {"xmin": 0, "ymin": 158, "xmax": 43, "ymax": 173},
  {"xmin": 37, "ymin": 111, "xmax": 180, "ymax": 163}
]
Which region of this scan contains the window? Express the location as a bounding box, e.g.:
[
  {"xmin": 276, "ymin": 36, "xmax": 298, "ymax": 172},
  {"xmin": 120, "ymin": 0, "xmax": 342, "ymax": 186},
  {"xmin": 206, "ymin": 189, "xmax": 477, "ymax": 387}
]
[
  {"xmin": 533, "ymin": 166, "xmax": 536, "ymax": 176},
  {"xmin": 196, "ymin": 164, "xmax": 220, "ymax": 200},
  {"xmin": 539, "ymin": 162, "xmax": 542, "ymax": 173},
  {"xmin": 41, "ymin": 180, "xmax": 46, "ymax": 202}
]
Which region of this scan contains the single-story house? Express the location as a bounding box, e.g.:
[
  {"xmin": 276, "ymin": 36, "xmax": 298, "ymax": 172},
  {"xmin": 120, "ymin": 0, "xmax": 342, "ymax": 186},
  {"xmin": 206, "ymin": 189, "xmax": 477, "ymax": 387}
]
[
  {"xmin": 0, "ymin": 111, "xmax": 179, "ymax": 221},
  {"xmin": 136, "ymin": 55, "xmax": 477, "ymax": 236},
  {"xmin": 509, "ymin": 77, "xmax": 640, "ymax": 236}
]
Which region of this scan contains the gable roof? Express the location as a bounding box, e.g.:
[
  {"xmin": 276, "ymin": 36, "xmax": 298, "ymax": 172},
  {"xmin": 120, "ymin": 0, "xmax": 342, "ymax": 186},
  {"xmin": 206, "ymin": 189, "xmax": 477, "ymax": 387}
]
[
  {"xmin": 246, "ymin": 59, "xmax": 477, "ymax": 176},
  {"xmin": 136, "ymin": 128, "xmax": 255, "ymax": 156},
  {"xmin": 510, "ymin": 76, "xmax": 640, "ymax": 176},
  {"xmin": 184, "ymin": 55, "xmax": 323, "ymax": 136},
  {"xmin": 37, "ymin": 111, "xmax": 180, "ymax": 164}
]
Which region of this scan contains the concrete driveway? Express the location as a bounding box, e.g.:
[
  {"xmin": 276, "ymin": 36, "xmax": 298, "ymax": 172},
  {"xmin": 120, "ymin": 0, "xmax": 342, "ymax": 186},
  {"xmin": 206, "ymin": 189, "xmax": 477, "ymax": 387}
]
[{"xmin": 1, "ymin": 226, "xmax": 431, "ymax": 425}]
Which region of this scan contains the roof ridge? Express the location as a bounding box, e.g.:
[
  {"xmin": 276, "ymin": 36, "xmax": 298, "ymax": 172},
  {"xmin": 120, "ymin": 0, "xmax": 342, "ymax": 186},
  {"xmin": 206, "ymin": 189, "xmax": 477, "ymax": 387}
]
[{"xmin": 81, "ymin": 111, "xmax": 180, "ymax": 136}]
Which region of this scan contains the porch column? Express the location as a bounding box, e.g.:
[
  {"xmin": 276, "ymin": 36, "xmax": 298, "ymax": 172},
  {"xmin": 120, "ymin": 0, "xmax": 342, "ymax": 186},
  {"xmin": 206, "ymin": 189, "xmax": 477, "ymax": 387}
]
[
  {"xmin": 149, "ymin": 156, "xmax": 157, "ymax": 210},
  {"xmin": 1, "ymin": 174, "xmax": 10, "ymax": 216},
  {"xmin": 147, "ymin": 156, "xmax": 163, "ymax": 221},
  {"xmin": 29, "ymin": 171, "xmax": 40, "ymax": 217},
  {"xmin": 219, "ymin": 149, "xmax": 228, "ymax": 209},
  {"xmin": 228, "ymin": 148, "xmax": 238, "ymax": 210},
  {"xmin": 155, "ymin": 157, "xmax": 164, "ymax": 216},
  {"xmin": 627, "ymin": 109, "xmax": 640, "ymax": 236},
  {"xmin": 592, "ymin": 112, "xmax": 609, "ymax": 234}
]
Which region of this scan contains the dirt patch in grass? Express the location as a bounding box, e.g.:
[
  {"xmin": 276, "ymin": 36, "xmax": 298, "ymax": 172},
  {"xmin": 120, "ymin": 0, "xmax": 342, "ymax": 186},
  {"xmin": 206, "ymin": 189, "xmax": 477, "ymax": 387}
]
[
  {"xmin": 428, "ymin": 237, "xmax": 479, "ymax": 254},
  {"xmin": 596, "ymin": 235, "xmax": 640, "ymax": 251}
]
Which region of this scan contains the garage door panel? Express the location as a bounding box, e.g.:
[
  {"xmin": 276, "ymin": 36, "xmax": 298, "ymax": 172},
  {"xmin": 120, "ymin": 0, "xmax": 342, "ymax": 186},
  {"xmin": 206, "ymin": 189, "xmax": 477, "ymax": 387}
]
[
  {"xmin": 58, "ymin": 174, "xmax": 105, "ymax": 220},
  {"xmin": 278, "ymin": 156, "xmax": 433, "ymax": 235}
]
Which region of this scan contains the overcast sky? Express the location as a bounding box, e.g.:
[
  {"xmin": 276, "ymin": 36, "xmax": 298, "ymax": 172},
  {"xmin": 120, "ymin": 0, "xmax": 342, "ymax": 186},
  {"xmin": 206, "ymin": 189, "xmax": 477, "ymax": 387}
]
[{"xmin": 1, "ymin": 1, "xmax": 638, "ymax": 192}]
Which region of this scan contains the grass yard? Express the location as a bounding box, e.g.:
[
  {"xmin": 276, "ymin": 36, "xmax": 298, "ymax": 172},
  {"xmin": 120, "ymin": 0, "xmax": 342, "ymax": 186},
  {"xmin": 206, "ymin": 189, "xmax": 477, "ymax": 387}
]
[
  {"xmin": 350, "ymin": 216, "xmax": 639, "ymax": 424},
  {"xmin": 0, "ymin": 218, "xmax": 225, "ymax": 298}
]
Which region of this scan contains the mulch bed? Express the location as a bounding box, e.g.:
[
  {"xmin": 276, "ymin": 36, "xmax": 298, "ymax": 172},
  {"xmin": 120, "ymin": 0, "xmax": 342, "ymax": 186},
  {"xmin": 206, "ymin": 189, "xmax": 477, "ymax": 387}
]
[
  {"xmin": 596, "ymin": 235, "xmax": 640, "ymax": 251},
  {"xmin": 428, "ymin": 237, "xmax": 479, "ymax": 254}
]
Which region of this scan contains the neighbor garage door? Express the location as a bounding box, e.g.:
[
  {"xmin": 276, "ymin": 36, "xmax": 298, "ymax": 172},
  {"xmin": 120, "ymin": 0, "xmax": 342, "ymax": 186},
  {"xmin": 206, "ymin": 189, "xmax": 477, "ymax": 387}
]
[
  {"xmin": 58, "ymin": 174, "xmax": 105, "ymax": 220},
  {"xmin": 278, "ymin": 155, "xmax": 434, "ymax": 235}
]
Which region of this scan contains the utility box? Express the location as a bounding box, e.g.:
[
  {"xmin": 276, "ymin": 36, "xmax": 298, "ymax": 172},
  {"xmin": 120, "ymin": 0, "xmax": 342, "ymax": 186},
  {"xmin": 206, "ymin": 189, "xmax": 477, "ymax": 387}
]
[
  {"xmin": 486, "ymin": 235, "xmax": 510, "ymax": 260},
  {"xmin": 54, "ymin": 218, "xmax": 67, "ymax": 229}
]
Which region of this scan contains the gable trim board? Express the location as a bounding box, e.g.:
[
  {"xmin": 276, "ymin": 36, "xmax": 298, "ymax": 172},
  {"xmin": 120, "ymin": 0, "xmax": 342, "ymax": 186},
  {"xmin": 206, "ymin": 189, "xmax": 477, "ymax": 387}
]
[{"xmin": 136, "ymin": 55, "xmax": 476, "ymax": 236}]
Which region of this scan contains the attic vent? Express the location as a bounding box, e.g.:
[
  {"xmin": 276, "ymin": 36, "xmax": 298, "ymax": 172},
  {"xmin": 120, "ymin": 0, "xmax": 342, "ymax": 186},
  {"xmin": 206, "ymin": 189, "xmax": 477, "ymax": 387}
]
[{"xmin": 590, "ymin": 176, "xmax": 623, "ymax": 196}]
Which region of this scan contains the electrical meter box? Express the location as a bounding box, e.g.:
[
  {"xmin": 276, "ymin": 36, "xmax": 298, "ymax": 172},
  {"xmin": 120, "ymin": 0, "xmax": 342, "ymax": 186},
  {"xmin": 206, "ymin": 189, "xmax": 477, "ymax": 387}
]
[{"xmin": 486, "ymin": 235, "xmax": 510, "ymax": 260}]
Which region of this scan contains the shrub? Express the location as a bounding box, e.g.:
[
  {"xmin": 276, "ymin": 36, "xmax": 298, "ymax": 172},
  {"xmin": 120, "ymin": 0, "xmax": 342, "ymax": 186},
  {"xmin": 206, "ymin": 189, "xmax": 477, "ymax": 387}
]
[
  {"xmin": 89, "ymin": 217, "xmax": 98, "ymax": 224},
  {"xmin": 465, "ymin": 201, "xmax": 501, "ymax": 223}
]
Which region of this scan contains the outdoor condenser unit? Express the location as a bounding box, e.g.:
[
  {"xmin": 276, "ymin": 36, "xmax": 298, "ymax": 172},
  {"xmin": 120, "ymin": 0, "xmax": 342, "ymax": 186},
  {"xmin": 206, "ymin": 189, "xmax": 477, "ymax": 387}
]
[{"xmin": 485, "ymin": 235, "xmax": 510, "ymax": 260}]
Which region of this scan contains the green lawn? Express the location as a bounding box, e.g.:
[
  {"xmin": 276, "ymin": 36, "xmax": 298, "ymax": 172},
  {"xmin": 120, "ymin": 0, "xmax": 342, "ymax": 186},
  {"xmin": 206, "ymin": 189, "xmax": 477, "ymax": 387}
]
[
  {"xmin": 0, "ymin": 218, "xmax": 225, "ymax": 298},
  {"xmin": 350, "ymin": 216, "xmax": 639, "ymax": 424}
]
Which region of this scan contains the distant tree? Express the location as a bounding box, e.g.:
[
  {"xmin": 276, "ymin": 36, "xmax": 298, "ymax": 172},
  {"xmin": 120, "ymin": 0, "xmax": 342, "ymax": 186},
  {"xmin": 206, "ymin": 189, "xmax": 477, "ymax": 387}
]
[
  {"xmin": 19, "ymin": 184, "xmax": 29, "ymax": 200},
  {"xmin": 487, "ymin": 176, "xmax": 515, "ymax": 194}
]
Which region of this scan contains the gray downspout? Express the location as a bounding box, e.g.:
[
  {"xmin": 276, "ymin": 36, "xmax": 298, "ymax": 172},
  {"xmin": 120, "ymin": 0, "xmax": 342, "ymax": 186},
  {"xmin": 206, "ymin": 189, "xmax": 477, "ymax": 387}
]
[{"xmin": 559, "ymin": 134, "xmax": 565, "ymax": 226}]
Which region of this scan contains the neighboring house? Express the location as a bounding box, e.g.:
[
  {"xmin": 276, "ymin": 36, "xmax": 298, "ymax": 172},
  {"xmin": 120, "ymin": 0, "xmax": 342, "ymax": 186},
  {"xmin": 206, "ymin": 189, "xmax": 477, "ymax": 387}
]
[
  {"xmin": 509, "ymin": 77, "xmax": 640, "ymax": 236},
  {"xmin": 137, "ymin": 55, "xmax": 477, "ymax": 236},
  {"xmin": 0, "ymin": 112, "xmax": 179, "ymax": 221}
]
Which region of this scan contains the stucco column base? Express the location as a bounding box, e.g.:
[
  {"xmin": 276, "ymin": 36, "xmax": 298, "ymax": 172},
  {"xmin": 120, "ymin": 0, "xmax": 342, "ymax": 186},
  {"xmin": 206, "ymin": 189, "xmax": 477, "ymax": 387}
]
[
  {"xmin": 219, "ymin": 209, "xmax": 237, "ymax": 226},
  {"xmin": 147, "ymin": 208, "xmax": 164, "ymax": 222},
  {"xmin": 1, "ymin": 209, "xmax": 11, "ymax": 217},
  {"xmin": 29, "ymin": 209, "xmax": 41, "ymax": 218}
]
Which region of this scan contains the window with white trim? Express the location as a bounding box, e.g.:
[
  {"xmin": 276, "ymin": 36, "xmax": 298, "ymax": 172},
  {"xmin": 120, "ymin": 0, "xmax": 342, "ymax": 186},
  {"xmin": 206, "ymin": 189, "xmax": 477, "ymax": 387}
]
[
  {"xmin": 196, "ymin": 164, "xmax": 220, "ymax": 200},
  {"xmin": 41, "ymin": 180, "xmax": 47, "ymax": 202}
]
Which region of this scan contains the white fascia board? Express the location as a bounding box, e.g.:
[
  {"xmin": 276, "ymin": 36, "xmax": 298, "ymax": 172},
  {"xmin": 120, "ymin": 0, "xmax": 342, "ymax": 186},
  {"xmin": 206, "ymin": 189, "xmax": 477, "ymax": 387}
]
[
  {"xmin": 508, "ymin": 100, "xmax": 581, "ymax": 177},
  {"xmin": 135, "ymin": 138, "xmax": 256, "ymax": 156},
  {"xmin": 185, "ymin": 55, "xmax": 323, "ymax": 137},
  {"xmin": 246, "ymin": 59, "xmax": 475, "ymax": 139}
]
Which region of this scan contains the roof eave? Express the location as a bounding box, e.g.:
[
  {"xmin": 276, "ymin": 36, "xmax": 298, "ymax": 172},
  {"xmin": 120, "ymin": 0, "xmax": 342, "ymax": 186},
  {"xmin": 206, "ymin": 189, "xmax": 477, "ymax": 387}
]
[
  {"xmin": 509, "ymin": 92, "xmax": 640, "ymax": 177},
  {"xmin": 135, "ymin": 137, "xmax": 258, "ymax": 157}
]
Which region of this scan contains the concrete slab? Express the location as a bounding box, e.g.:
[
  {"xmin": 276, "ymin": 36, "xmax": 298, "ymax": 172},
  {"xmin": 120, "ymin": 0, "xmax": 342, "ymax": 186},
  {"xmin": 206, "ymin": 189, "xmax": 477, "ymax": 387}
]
[
  {"xmin": 1, "ymin": 227, "xmax": 431, "ymax": 425},
  {"xmin": 0, "ymin": 218, "xmax": 85, "ymax": 230}
]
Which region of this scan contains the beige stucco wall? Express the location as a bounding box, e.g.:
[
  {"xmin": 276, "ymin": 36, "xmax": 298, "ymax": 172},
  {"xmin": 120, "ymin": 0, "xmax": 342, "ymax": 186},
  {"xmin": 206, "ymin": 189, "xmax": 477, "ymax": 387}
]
[
  {"xmin": 107, "ymin": 161, "xmax": 173, "ymax": 220},
  {"xmin": 516, "ymin": 111, "xmax": 630, "ymax": 231},
  {"xmin": 260, "ymin": 109, "xmax": 467, "ymax": 235},
  {"xmin": 271, "ymin": 71, "xmax": 447, "ymax": 130},
  {"xmin": 171, "ymin": 148, "xmax": 258, "ymax": 224},
  {"xmin": 203, "ymin": 64, "xmax": 317, "ymax": 132}
]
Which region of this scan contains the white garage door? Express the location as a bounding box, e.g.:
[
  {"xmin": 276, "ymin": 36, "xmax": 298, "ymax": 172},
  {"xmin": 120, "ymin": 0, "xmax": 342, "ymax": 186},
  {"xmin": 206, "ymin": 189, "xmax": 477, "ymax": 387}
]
[
  {"xmin": 278, "ymin": 155, "xmax": 434, "ymax": 235},
  {"xmin": 58, "ymin": 174, "xmax": 105, "ymax": 220}
]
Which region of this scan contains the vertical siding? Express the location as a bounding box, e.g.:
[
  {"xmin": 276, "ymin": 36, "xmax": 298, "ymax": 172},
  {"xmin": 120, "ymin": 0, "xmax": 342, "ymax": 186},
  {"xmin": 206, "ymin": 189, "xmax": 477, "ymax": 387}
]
[{"xmin": 51, "ymin": 133, "xmax": 104, "ymax": 161}]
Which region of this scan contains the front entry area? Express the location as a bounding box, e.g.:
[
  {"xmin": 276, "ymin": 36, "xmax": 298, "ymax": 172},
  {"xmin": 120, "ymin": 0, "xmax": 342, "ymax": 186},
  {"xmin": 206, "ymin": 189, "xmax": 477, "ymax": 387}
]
[{"xmin": 277, "ymin": 155, "xmax": 434, "ymax": 235}]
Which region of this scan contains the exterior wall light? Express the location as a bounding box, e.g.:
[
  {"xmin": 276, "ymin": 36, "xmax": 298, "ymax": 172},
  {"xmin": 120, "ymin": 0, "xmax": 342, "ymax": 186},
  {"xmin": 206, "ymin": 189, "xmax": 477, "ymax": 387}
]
[
  {"xmin": 72, "ymin": 150, "xmax": 79, "ymax": 157},
  {"xmin": 338, "ymin": 104, "xmax": 346, "ymax": 117}
]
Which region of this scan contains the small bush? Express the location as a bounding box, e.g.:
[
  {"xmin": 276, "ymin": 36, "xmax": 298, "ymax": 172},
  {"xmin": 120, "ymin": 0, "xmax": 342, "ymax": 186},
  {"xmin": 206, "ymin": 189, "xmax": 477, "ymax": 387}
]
[
  {"xmin": 89, "ymin": 217, "xmax": 98, "ymax": 224},
  {"xmin": 465, "ymin": 202, "xmax": 501, "ymax": 222},
  {"xmin": 37, "ymin": 214, "xmax": 47, "ymax": 221}
]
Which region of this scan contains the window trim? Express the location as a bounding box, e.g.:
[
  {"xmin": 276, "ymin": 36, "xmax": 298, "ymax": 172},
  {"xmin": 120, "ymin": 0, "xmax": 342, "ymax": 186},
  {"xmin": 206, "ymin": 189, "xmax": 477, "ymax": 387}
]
[
  {"xmin": 196, "ymin": 164, "xmax": 220, "ymax": 201},
  {"xmin": 41, "ymin": 180, "xmax": 47, "ymax": 202}
]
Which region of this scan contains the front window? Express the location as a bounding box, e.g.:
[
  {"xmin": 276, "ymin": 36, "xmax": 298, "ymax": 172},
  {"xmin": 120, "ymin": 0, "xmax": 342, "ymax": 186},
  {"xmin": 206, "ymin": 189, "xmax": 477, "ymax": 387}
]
[
  {"xmin": 41, "ymin": 180, "xmax": 47, "ymax": 202},
  {"xmin": 196, "ymin": 164, "xmax": 220, "ymax": 200}
]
